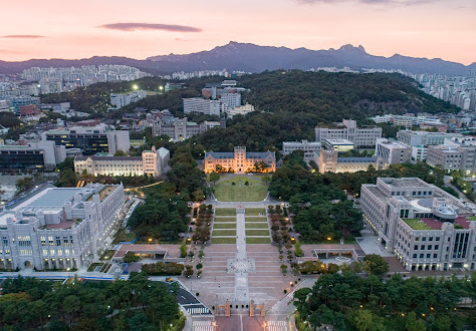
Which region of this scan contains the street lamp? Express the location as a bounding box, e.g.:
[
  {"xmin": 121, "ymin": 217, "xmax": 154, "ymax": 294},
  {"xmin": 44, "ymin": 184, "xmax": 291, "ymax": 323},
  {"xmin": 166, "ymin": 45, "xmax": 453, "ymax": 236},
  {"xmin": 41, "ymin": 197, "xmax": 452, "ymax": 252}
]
[
  {"xmin": 263, "ymin": 321, "xmax": 267, "ymax": 331},
  {"xmin": 132, "ymin": 84, "xmax": 139, "ymax": 90},
  {"xmin": 213, "ymin": 320, "xmax": 217, "ymax": 331}
]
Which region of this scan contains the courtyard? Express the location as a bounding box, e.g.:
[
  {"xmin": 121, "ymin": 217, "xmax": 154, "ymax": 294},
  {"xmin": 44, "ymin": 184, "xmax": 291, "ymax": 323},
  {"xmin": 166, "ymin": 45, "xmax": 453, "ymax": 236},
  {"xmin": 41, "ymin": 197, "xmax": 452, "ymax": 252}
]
[{"xmin": 213, "ymin": 176, "xmax": 268, "ymax": 202}]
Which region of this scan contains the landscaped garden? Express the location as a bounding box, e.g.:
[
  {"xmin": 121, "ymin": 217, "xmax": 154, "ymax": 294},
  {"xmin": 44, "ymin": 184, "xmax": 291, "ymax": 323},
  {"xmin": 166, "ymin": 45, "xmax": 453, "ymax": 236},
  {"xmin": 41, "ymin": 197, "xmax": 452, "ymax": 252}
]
[{"xmin": 213, "ymin": 176, "xmax": 268, "ymax": 202}]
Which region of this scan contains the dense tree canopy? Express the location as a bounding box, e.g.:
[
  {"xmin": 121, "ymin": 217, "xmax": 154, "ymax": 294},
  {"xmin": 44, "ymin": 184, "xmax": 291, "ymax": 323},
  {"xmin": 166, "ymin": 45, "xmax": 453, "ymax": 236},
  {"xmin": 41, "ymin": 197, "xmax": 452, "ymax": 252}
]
[
  {"xmin": 0, "ymin": 273, "xmax": 182, "ymax": 331},
  {"xmin": 296, "ymin": 272, "xmax": 475, "ymax": 331}
]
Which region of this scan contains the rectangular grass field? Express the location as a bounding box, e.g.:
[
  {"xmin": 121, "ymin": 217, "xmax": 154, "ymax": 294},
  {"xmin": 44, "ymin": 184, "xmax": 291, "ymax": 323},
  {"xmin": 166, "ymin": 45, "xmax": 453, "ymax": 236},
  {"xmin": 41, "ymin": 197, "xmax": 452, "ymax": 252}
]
[
  {"xmin": 213, "ymin": 223, "xmax": 236, "ymax": 229},
  {"xmin": 212, "ymin": 229, "xmax": 237, "ymax": 236},
  {"xmin": 215, "ymin": 208, "xmax": 237, "ymax": 216},
  {"xmin": 245, "ymin": 217, "xmax": 268, "ymax": 223},
  {"xmin": 245, "ymin": 208, "xmax": 266, "ymax": 216},
  {"xmin": 214, "ymin": 217, "xmax": 236, "ymax": 223},
  {"xmin": 245, "ymin": 223, "xmax": 269, "ymax": 229},
  {"xmin": 212, "ymin": 237, "xmax": 237, "ymax": 244},
  {"xmin": 246, "ymin": 237, "xmax": 271, "ymax": 244},
  {"xmin": 245, "ymin": 230, "xmax": 270, "ymax": 236}
]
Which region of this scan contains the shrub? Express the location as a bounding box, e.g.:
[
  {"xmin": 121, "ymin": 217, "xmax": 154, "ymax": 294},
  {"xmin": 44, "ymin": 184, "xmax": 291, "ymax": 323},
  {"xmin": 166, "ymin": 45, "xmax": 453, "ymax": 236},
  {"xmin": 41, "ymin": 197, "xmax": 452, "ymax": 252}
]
[
  {"xmin": 284, "ymin": 289, "xmax": 287, "ymax": 294},
  {"xmin": 141, "ymin": 262, "xmax": 184, "ymax": 276}
]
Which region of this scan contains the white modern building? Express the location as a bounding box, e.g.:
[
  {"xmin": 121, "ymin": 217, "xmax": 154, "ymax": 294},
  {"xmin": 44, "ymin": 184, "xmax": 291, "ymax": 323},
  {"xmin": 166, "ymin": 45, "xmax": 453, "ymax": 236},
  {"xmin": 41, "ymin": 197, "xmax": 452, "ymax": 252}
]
[
  {"xmin": 375, "ymin": 139, "xmax": 412, "ymax": 166},
  {"xmin": 220, "ymin": 92, "xmax": 241, "ymax": 109},
  {"xmin": 0, "ymin": 183, "xmax": 124, "ymax": 270},
  {"xmin": 110, "ymin": 90, "xmax": 147, "ymax": 109},
  {"xmin": 315, "ymin": 119, "xmax": 382, "ymax": 148},
  {"xmin": 153, "ymin": 117, "xmax": 220, "ymax": 142},
  {"xmin": 183, "ymin": 98, "xmax": 222, "ymax": 116},
  {"xmin": 74, "ymin": 146, "xmax": 170, "ymax": 178},
  {"xmin": 397, "ymin": 130, "xmax": 463, "ymax": 147},
  {"xmin": 226, "ymin": 104, "xmax": 255, "ymax": 118},
  {"xmin": 282, "ymin": 140, "xmax": 321, "ymax": 162},
  {"xmin": 316, "ymin": 148, "xmax": 379, "ymax": 174},
  {"xmin": 323, "ymin": 139, "xmax": 354, "ymax": 152},
  {"xmin": 361, "ymin": 177, "xmax": 476, "ymax": 271}
]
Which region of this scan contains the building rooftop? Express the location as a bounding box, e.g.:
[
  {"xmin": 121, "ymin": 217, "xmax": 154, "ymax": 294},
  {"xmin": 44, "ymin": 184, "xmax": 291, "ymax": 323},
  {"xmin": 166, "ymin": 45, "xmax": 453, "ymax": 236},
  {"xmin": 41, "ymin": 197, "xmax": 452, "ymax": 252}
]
[
  {"xmin": 21, "ymin": 188, "xmax": 82, "ymax": 209},
  {"xmin": 324, "ymin": 139, "xmax": 354, "ymax": 145},
  {"xmin": 380, "ymin": 177, "xmax": 432, "ymax": 189},
  {"xmin": 337, "ymin": 157, "xmax": 377, "ymax": 163},
  {"xmin": 405, "ymin": 217, "xmax": 475, "ymax": 230}
]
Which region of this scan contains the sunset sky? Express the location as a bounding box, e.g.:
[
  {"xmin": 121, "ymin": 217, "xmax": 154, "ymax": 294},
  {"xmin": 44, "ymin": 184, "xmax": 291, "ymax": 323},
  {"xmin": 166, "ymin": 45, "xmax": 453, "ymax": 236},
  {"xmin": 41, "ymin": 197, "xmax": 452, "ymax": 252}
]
[{"xmin": 1, "ymin": 0, "xmax": 475, "ymax": 64}]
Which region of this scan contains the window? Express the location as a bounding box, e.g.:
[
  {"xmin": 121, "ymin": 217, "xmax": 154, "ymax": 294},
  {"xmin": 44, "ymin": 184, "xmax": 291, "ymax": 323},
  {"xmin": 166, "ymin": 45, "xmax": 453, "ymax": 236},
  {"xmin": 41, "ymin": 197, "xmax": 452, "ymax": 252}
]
[
  {"xmin": 422, "ymin": 237, "xmax": 427, "ymax": 241},
  {"xmin": 435, "ymin": 245, "xmax": 439, "ymax": 250},
  {"xmin": 415, "ymin": 237, "xmax": 420, "ymax": 242},
  {"xmin": 421, "ymin": 245, "xmax": 426, "ymax": 250},
  {"xmin": 414, "ymin": 245, "xmax": 418, "ymax": 250},
  {"xmin": 420, "ymin": 254, "xmax": 424, "ymax": 258},
  {"xmin": 428, "ymin": 245, "xmax": 432, "ymax": 250},
  {"xmin": 429, "ymin": 237, "xmax": 433, "ymax": 242},
  {"xmin": 436, "ymin": 237, "xmax": 440, "ymax": 241},
  {"xmin": 433, "ymin": 254, "xmax": 438, "ymax": 258},
  {"xmin": 413, "ymin": 254, "xmax": 417, "ymax": 258},
  {"xmin": 427, "ymin": 254, "xmax": 431, "ymax": 258}
]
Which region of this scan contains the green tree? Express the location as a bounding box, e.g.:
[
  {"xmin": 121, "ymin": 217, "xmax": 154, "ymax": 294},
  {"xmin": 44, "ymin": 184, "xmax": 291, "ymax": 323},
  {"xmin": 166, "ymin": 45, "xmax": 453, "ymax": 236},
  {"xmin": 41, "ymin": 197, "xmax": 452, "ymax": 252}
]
[
  {"xmin": 405, "ymin": 312, "xmax": 427, "ymax": 331},
  {"xmin": 180, "ymin": 240, "xmax": 188, "ymax": 258},
  {"xmin": 363, "ymin": 254, "xmax": 389, "ymax": 276},
  {"xmin": 209, "ymin": 171, "xmax": 220, "ymax": 185},
  {"xmin": 124, "ymin": 251, "xmax": 140, "ymax": 263},
  {"xmin": 114, "ymin": 149, "xmax": 127, "ymax": 156}
]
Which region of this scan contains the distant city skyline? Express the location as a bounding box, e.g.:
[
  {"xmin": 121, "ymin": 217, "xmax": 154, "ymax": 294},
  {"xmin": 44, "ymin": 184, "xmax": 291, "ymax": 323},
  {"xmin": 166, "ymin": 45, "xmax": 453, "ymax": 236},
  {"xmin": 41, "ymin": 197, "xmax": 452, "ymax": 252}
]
[{"xmin": 1, "ymin": 0, "xmax": 475, "ymax": 64}]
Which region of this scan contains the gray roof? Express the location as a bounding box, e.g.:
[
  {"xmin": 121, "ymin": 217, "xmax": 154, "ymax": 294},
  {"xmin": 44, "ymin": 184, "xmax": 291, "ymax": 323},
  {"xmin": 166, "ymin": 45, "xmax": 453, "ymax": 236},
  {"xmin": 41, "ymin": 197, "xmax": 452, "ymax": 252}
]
[
  {"xmin": 205, "ymin": 151, "xmax": 274, "ymax": 159},
  {"xmin": 337, "ymin": 157, "xmax": 377, "ymax": 163},
  {"xmin": 26, "ymin": 188, "xmax": 82, "ymax": 208},
  {"xmin": 75, "ymin": 156, "xmax": 142, "ymax": 161}
]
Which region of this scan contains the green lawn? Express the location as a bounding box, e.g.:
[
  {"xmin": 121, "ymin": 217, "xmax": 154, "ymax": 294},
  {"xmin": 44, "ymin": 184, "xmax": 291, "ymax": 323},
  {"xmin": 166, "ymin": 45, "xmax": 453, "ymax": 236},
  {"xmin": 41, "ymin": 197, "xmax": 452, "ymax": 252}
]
[
  {"xmin": 245, "ymin": 217, "xmax": 268, "ymax": 223},
  {"xmin": 245, "ymin": 208, "xmax": 266, "ymax": 216},
  {"xmin": 214, "ymin": 176, "xmax": 268, "ymax": 202},
  {"xmin": 212, "ymin": 229, "xmax": 237, "ymax": 236},
  {"xmin": 212, "ymin": 237, "xmax": 236, "ymax": 244},
  {"xmin": 215, "ymin": 208, "xmax": 237, "ymax": 216},
  {"xmin": 404, "ymin": 219, "xmax": 432, "ymax": 230},
  {"xmin": 245, "ymin": 223, "xmax": 269, "ymax": 229},
  {"xmin": 213, "ymin": 223, "xmax": 236, "ymax": 229},
  {"xmin": 246, "ymin": 230, "xmax": 270, "ymax": 236},
  {"xmin": 214, "ymin": 217, "xmax": 236, "ymax": 223},
  {"xmin": 246, "ymin": 237, "xmax": 271, "ymax": 244}
]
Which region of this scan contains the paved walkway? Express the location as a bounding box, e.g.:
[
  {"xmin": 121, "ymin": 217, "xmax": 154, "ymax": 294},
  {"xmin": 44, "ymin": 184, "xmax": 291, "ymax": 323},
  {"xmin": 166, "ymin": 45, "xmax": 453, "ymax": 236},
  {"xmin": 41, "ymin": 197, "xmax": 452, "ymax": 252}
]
[{"xmin": 233, "ymin": 207, "xmax": 250, "ymax": 302}]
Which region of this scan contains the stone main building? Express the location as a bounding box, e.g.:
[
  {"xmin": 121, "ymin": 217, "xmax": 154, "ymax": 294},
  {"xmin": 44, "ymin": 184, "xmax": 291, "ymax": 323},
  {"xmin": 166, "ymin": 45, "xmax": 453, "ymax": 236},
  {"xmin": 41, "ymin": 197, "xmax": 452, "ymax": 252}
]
[{"xmin": 204, "ymin": 146, "xmax": 276, "ymax": 174}]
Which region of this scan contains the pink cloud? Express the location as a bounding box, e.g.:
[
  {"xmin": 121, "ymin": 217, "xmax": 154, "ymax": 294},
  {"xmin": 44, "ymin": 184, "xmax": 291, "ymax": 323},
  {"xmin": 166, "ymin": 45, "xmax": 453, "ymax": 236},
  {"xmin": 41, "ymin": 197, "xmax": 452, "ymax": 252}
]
[{"xmin": 99, "ymin": 23, "xmax": 202, "ymax": 33}]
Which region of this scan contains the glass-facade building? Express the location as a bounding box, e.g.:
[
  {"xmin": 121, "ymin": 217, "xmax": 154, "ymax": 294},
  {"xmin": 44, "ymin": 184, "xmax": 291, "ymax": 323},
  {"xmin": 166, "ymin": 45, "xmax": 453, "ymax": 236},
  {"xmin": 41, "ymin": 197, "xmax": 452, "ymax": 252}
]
[{"xmin": 0, "ymin": 148, "xmax": 45, "ymax": 171}]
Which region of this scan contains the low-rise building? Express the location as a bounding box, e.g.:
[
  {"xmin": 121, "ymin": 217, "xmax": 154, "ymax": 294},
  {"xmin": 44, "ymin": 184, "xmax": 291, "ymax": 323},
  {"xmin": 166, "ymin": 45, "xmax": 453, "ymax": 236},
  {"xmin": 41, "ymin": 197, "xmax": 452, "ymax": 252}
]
[
  {"xmin": 226, "ymin": 104, "xmax": 255, "ymax": 118},
  {"xmin": 0, "ymin": 183, "xmax": 124, "ymax": 270},
  {"xmin": 204, "ymin": 146, "xmax": 275, "ymax": 174},
  {"xmin": 74, "ymin": 146, "xmax": 169, "ymax": 178},
  {"xmin": 323, "ymin": 139, "xmax": 354, "ymax": 152},
  {"xmin": 316, "ymin": 148, "xmax": 378, "ymax": 174},
  {"xmin": 361, "ymin": 177, "xmax": 476, "ymax": 271},
  {"xmin": 397, "ymin": 130, "xmax": 463, "ymax": 147},
  {"xmin": 282, "ymin": 140, "xmax": 321, "ymax": 162}
]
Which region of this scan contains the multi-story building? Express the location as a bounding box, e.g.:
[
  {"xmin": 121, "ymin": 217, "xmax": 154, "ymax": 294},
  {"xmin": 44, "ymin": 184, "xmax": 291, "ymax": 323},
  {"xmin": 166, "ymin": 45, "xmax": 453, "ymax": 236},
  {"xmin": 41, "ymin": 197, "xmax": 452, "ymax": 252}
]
[
  {"xmin": 316, "ymin": 147, "xmax": 379, "ymax": 174},
  {"xmin": 375, "ymin": 138, "xmax": 412, "ymax": 166},
  {"xmin": 110, "ymin": 90, "xmax": 147, "ymax": 109},
  {"xmin": 0, "ymin": 100, "xmax": 9, "ymax": 112},
  {"xmin": 204, "ymin": 146, "xmax": 276, "ymax": 174},
  {"xmin": 397, "ymin": 130, "xmax": 463, "ymax": 147},
  {"xmin": 411, "ymin": 145, "xmax": 428, "ymax": 163},
  {"xmin": 361, "ymin": 177, "xmax": 476, "ymax": 271},
  {"xmin": 315, "ymin": 119, "xmax": 382, "ymax": 148},
  {"xmin": 220, "ymin": 92, "xmax": 241, "ymax": 109},
  {"xmin": 0, "ymin": 140, "xmax": 66, "ymax": 172},
  {"xmin": 42, "ymin": 124, "xmax": 130, "ymax": 156},
  {"xmin": 426, "ymin": 137, "xmax": 476, "ymax": 174},
  {"xmin": 153, "ymin": 117, "xmax": 220, "ymax": 142},
  {"xmin": 282, "ymin": 140, "xmax": 321, "ymax": 162},
  {"xmin": 19, "ymin": 104, "xmax": 41, "ymax": 118},
  {"xmin": 6, "ymin": 96, "xmax": 40, "ymax": 114},
  {"xmin": 183, "ymin": 98, "xmax": 222, "ymax": 116},
  {"xmin": 0, "ymin": 183, "xmax": 124, "ymax": 270},
  {"xmin": 74, "ymin": 146, "xmax": 169, "ymax": 178}
]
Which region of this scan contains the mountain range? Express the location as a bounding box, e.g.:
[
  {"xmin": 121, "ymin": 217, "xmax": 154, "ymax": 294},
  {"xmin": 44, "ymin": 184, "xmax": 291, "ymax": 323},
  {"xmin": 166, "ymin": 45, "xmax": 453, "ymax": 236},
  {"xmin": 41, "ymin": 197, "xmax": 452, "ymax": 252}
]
[{"xmin": 1, "ymin": 41, "xmax": 475, "ymax": 76}]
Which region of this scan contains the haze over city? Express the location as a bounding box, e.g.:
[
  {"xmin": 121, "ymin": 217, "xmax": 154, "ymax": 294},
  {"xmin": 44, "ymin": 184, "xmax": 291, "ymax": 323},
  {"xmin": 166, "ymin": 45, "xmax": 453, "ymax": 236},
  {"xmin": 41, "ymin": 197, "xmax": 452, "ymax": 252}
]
[{"xmin": 1, "ymin": 0, "xmax": 475, "ymax": 64}]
